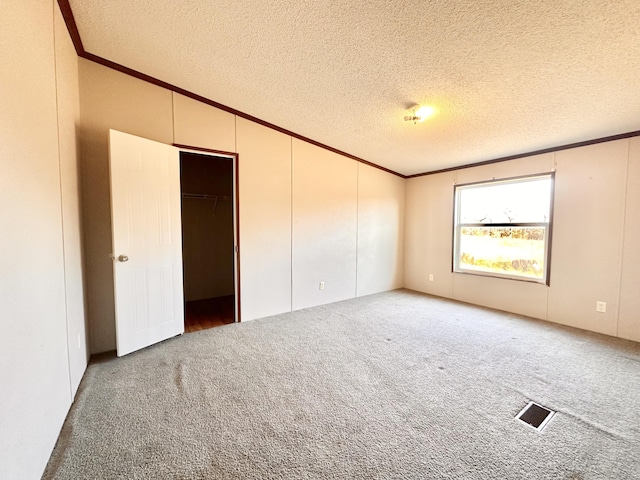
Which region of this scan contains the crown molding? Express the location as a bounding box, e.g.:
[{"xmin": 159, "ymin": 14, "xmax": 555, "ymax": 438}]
[
  {"xmin": 405, "ymin": 130, "xmax": 640, "ymax": 178},
  {"xmin": 56, "ymin": 1, "xmax": 640, "ymax": 180},
  {"xmin": 55, "ymin": 0, "xmax": 406, "ymax": 179}
]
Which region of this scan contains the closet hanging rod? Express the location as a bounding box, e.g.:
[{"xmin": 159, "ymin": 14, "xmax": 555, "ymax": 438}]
[{"xmin": 181, "ymin": 193, "xmax": 231, "ymax": 200}]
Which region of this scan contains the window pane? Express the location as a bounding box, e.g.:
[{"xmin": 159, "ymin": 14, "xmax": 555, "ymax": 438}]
[
  {"xmin": 459, "ymin": 177, "xmax": 551, "ymax": 224},
  {"xmin": 457, "ymin": 226, "xmax": 547, "ymax": 280}
]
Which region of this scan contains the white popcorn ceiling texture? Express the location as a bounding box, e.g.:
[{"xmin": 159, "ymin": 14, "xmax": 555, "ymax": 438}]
[{"xmin": 69, "ymin": 0, "xmax": 640, "ymax": 175}]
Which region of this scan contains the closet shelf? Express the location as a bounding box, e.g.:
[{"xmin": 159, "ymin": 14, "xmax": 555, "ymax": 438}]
[{"xmin": 182, "ymin": 193, "xmax": 231, "ymax": 200}]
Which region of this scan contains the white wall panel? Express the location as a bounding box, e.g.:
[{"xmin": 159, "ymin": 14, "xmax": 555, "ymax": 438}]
[
  {"xmin": 404, "ymin": 176, "xmax": 431, "ymax": 293},
  {"xmin": 403, "ymin": 142, "xmax": 640, "ymax": 338},
  {"xmin": 618, "ymin": 137, "xmax": 640, "ymax": 342},
  {"xmin": 404, "ymin": 173, "xmax": 455, "ymax": 298},
  {"xmin": 356, "ymin": 164, "xmax": 405, "ymax": 296},
  {"xmin": 54, "ymin": 2, "xmax": 88, "ymax": 398},
  {"xmin": 0, "ymin": 1, "xmax": 77, "ymax": 478},
  {"xmin": 453, "ymin": 274, "xmax": 549, "ymax": 320},
  {"xmin": 173, "ymin": 93, "xmax": 236, "ymax": 152},
  {"xmin": 236, "ymin": 117, "xmax": 292, "ymax": 320},
  {"xmin": 547, "ymin": 141, "xmax": 628, "ymax": 335},
  {"xmin": 292, "ymin": 139, "xmax": 357, "ymax": 310},
  {"xmin": 453, "ymin": 153, "xmax": 554, "ymax": 185},
  {"xmin": 78, "ymin": 59, "xmax": 173, "ymax": 353}
]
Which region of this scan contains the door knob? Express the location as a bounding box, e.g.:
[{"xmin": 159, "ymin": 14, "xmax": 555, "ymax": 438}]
[{"xmin": 118, "ymin": 255, "xmax": 129, "ymax": 262}]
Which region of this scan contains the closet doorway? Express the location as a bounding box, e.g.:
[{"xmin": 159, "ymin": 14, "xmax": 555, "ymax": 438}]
[{"xmin": 180, "ymin": 151, "xmax": 237, "ymax": 333}]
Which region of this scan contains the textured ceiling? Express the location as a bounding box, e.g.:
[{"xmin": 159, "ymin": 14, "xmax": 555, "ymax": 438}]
[{"xmin": 68, "ymin": 0, "xmax": 640, "ymax": 175}]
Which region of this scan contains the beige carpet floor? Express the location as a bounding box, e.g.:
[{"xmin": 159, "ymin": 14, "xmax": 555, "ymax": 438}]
[{"xmin": 44, "ymin": 289, "xmax": 640, "ymax": 479}]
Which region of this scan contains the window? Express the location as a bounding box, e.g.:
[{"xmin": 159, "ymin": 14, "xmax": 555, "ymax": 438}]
[{"xmin": 453, "ymin": 174, "xmax": 554, "ymax": 284}]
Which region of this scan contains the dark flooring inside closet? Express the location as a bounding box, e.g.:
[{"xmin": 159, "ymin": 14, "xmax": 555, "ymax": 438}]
[{"xmin": 184, "ymin": 295, "xmax": 235, "ymax": 333}]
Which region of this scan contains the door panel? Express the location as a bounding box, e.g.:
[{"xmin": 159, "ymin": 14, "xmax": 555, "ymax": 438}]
[{"xmin": 109, "ymin": 129, "xmax": 184, "ymax": 356}]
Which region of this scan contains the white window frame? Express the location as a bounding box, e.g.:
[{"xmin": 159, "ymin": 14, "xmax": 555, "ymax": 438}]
[{"xmin": 452, "ymin": 173, "xmax": 555, "ymax": 285}]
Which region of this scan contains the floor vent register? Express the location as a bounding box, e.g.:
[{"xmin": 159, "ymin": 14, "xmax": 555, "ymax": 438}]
[{"xmin": 516, "ymin": 401, "xmax": 555, "ymax": 432}]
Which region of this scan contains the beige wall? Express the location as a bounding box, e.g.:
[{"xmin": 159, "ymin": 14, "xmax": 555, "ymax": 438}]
[
  {"xmin": 0, "ymin": 2, "xmax": 87, "ymax": 478},
  {"xmin": 78, "ymin": 61, "xmax": 405, "ymax": 347},
  {"xmin": 405, "ymin": 139, "xmax": 640, "ymax": 341},
  {"xmin": 618, "ymin": 137, "xmax": 640, "ymax": 342},
  {"xmin": 547, "ymin": 141, "xmax": 627, "ymax": 335},
  {"xmin": 236, "ymin": 118, "xmax": 293, "ymax": 320},
  {"xmin": 292, "ymin": 140, "xmax": 358, "ymax": 309},
  {"xmin": 78, "ymin": 59, "xmax": 173, "ymax": 353},
  {"xmin": 357, "ymin": 164, "xmax": 405, "ymax": 296},
  {"xmin": 173, "ymin": 93, "xmax": 236, "ymax": 152},
  {"xmin": 404, "ymin": 171, "xmax": 456, "ymax": 299},
  {"xmin": 54, "ymin": 0, "xmax": 89, "ymax": 399}
]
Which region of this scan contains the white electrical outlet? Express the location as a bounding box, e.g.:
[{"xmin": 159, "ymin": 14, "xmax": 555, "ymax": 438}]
[
  {"xmin": 596, "ymin": 301, "xmax": 607, "ymax": 313},
  {"xmin": 429, "ymin": 274, "xmax": 434, "ymax": 282},
  {"xmin": 319, "ymin": 282, "xmax": 325, "ymax": 290}
]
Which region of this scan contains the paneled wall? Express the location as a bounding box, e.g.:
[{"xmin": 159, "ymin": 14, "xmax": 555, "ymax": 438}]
[
  {"xmin": 78, "ymin": 61, "xmax": 174, "ymax": 353},
  {"xmin": 173, "ymin": 93, "xmax": 236, "ymax": 152},
  {"xmin": 292, "ymin": 140, "xmax": 358, "ymax": 309},
  {"xmin": 78, "ymin": 60, "xmax": 406, "ymax": 351},
  {"xmin": 55, "ymin": 0, "xmax": 89, "ymax": 398},
  {"xmin": 236, "ymin": 117, "xmax": 293, "ymax": 320},
  {"xmin": 547, "ymin": 141, "xmax": 628, "ymax": 335},
  {"xmin": 357, "ymin": 164, "xmax": 405, "ymax": 297},
  {"xmin": 0, "ymin": 2, "xmax": 87, "ymax": 478},
  {"xmin": 405, "ymin": 138, "xmax": 640, "ymax": 342},
  {"xmin": 618, "ymin": 137, "xmax": 640, "ymax": 341}
]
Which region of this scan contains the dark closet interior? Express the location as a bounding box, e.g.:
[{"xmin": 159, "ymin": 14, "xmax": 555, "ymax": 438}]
[{"xmin": 180, "ymin": 151, "xmax": 235, "ymax": 332}]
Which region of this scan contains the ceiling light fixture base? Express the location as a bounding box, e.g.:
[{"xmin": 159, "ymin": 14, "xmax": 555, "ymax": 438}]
[{"xmin": 404, "ymin": 104, "xmax": 435, "ymax": 124}]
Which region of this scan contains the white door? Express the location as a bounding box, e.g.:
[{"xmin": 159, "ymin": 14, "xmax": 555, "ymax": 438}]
[{"xmin": 109, "ymin": 129, "xmax": 184, "ymax": 356}]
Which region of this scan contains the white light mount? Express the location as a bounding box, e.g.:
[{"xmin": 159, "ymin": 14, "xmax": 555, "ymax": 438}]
[
  {"xmin": 404, "ymin": 105, "xmax": 422, "ymax": 124},
  {"xmin": 404, "ymin": 104, "xmax": 436, "ymax": 124}
]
